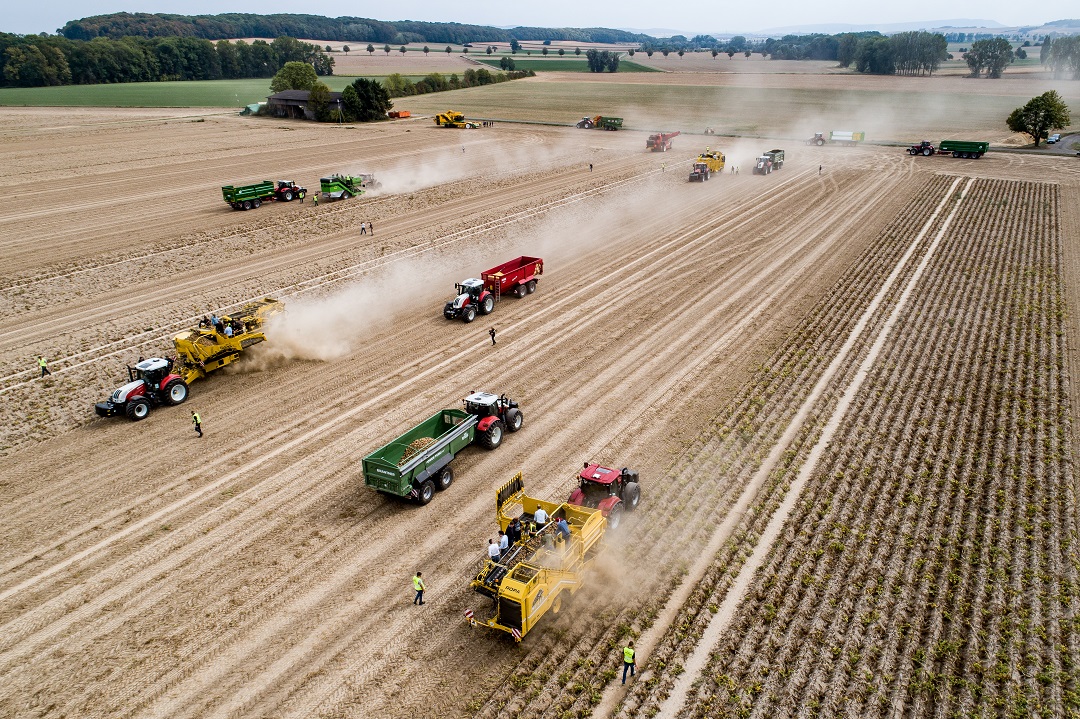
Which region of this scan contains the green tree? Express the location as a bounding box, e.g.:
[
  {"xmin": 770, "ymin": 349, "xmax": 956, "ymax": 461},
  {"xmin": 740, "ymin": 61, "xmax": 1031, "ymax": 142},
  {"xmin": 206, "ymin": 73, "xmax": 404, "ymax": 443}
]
[
  {"xmin": 837, "ymin": 33, "xmax": 859, "ymax": 67},
  {"xmin": 510, "ymin": 38, "xmax": 520, "ymax": 53},
  {"xmin": 383, "ymin": 44, "xmax": 391, "ymax": 56},
  {"xmin": 423, "ymin": 46, "xmax": 429, "ymax": 56},
  {"xmin": 324, "ymin": 45, "xmax": 331, "ymax": 52},
  {"xmin": 965, "ymin": 37, "xmax": 1014, "ymax": 78},
  {"xmin": 307, "ymin": 80, "xmax": 332, "ymax": 121},
  {"xmin": 399, "ymin": 46, "xmax": 406, "ymax": 55},
  {"xmin": 341, "ymin": 83, "xmax": 360, "ymax": 121},
  {"xmin": 445, "ymin": 45, "xmax": 452, "ymax": 55},
  {"xmin": 575, "ymin": 47, "xmax": 581, "ymax": 56},
  {"xmin": 499, "ymin": 56, "xmax": 515, "ymax": 71},
  {"xmin": 1007, "ymin": 91, "xmax": 1070, "ymax": 147},
  {"xmin": 542, "ymin": 47, "xmax": 548, "ymax": 56},
  {"xmin": 350, "ymin": 77, "xmax": 393, "ymax": 120},
  {"xmin": 628, "ymin": 48, "xmax": 635, "ymax": 57},
  {"xmin": 558, "ymin": 48, "xmax": 565, "ymax": 56},
  {"xmin": 270, "ymin": 60, "xmax": 317, "ymax": 93},
  {"xmin": 487, "ymin": 46, "xmax": 494, "ymax": 55}
]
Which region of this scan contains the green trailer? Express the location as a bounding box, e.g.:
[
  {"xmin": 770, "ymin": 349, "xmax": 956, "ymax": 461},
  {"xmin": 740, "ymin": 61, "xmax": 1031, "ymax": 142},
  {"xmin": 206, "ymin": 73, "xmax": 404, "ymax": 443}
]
[
  {"xmin": 221, "ymin": 180, "xmax": 306, "ymax": 210},
  {"xmin": 938, "ymin": 140, "xmax": 989, "ymax": 158},
  {"xmin": 361, "ymin": 392, "xmax": 524, "ymax": 505}
]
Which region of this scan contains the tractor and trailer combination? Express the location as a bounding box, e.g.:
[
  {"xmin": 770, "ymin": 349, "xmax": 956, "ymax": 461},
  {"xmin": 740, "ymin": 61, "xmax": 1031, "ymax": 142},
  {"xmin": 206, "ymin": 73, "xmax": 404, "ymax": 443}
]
[
  {"xmin": 443, "ymin": 256, "xmax": 543, "ymax": 323},
  {"xmin": 689, "ymin": 148, "xmax": 726, "ymax": 181},
  {"xmin": 908, "ymin": 140, "xmax": 990, "ymax": 158},
  {"xmin": 222, "ymin": 181, "xmax": 306, "ymax": 210},
  {"xmin": 753, "ymin": 149, "xmax": 786, "ymax": 175}
]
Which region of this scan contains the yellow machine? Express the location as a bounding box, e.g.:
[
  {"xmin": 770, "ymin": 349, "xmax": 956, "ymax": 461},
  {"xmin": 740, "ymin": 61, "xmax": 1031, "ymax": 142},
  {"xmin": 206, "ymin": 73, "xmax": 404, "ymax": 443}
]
[
  {"xmin": 466, "ymin": 473, "xmax": 607, "ymax": 641},
  {"xmin": 172, "ymin": 298, "xmax": 284, "ymax": 384},
  {"xmin": 434, "ymin": 110, "xmax": 479, "ymax": 129},
  {"xmin": 697, "ymin": 147, "xmax": 726, "ymax": 172}
]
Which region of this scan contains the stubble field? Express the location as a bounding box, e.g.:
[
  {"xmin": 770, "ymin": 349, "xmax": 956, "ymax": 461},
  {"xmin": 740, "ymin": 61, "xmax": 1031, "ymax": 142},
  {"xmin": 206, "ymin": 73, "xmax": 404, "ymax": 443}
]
[{"xmin": 0, "ymin": 66, "xmax": 1078, "ymax": 719}]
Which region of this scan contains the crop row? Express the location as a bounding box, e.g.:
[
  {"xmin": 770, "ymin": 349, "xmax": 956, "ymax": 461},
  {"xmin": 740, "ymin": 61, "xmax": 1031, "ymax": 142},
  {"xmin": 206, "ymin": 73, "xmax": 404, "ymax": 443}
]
[{"xmin": 677, "ymin": 178, "xmax": 1079, "ymax": 718}]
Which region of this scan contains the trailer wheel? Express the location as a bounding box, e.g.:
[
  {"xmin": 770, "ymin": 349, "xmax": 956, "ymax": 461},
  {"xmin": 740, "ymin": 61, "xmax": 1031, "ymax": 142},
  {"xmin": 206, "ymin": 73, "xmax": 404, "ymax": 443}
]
[
  {"xmin": 163, "ymin": 379, "xmax": 188, "ymax": 406},
  {"xmin": 479, "ymin": 420, "xmax": 504, "ymax": 450},
  {"xmin": 504, "ymin": 408, "xmax": 523, "ymax": 433},
  {"xmin": 513, "ymin": 284, "xmax": 526, "ymax": 299},
  {"xmin": 242, "ymin": 200, "xmax": 252, "ymax": 210},
  {"xmin": 284, "ymin": 190, "xmax": 294, "ymax": 201},
  {"xmin": 481, "ymin": 295, "xmax": 495, "ymax": 315},
  {"xmin": 126, "ymin": 398, "xmax": 151, "ymax": 421},
  {"xmin": 435, "ymin": 466, "xmax": 454, "ymax": 491},
  {"xmin": 606, "ymin": 504, "xmax": 624, "ymax": 530},
  {"xmin": 416, "ymin": 479, "xmax": 436, "ymax": 505},
  {"xmin": 463, "ymin": 306, "xmax": 477, "ymax": 323},
  {"xmin": 253, "ymin": 198, "xmax": 261, "ymax": 209},
  {"xmin": 623, "ymin": 482, "xmax": 641, "ymax": 511},
  {"xmin": 526, "ymin": 280, "xmax": 536, "ymax": 294}
]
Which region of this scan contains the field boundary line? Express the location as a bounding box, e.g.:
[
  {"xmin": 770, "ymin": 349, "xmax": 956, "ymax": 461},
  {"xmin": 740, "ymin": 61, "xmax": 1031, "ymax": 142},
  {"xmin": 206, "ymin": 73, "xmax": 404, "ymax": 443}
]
[
  {"xmin": 592, "ymin": 175, "xmax": 962, "ymax": 718},
  {"xmin": 655, "ymin": 176, "xmax": 974, "ymax": 717}
]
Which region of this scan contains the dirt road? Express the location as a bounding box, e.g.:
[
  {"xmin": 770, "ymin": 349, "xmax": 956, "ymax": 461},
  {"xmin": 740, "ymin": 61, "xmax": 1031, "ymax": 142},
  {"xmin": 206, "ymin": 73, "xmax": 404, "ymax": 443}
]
[{"xmin": 0, "ymin": 109, "xmax": 1075, "ymax": 718}]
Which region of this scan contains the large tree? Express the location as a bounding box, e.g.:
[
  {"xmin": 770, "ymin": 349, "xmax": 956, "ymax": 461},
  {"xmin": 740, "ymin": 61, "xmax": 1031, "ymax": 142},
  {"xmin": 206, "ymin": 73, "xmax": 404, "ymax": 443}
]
[
  {"xmin": 347, "ymin": 77, "xmax": 393, "ymax": 121},
  {"xmin": 270, "ymin": 60, "xmax": 317, "ymax": 93},
  {"xmin": 307, "ymin": 80, "xmax": 333, "ymax": 121},
  {"xmin": 964, "ymin": 37, "xmax": 1014, "ymax": 78},
  {"xmin": 1006, "ymin": 91, "xmax": 1070, "ymax": 147}
]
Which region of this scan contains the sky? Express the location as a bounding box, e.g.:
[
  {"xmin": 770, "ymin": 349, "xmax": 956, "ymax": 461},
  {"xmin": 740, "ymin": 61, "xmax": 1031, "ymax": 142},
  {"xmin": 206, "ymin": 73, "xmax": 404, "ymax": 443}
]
[{"xmin": 5, "ymin": 1, "xmax": 1076, "ymax": 37}]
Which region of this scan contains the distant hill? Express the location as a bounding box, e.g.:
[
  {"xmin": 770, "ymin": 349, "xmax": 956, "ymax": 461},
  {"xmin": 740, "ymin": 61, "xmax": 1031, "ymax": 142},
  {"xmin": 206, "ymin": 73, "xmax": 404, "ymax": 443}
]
[{"xmin": 58, "ymin": 12, "xmax": 652, "ymax": 45}]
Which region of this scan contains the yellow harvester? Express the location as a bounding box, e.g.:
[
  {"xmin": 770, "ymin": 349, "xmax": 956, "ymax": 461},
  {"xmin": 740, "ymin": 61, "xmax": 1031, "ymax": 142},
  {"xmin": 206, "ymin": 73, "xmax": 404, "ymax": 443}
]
[
  {"xmin": 466, "ymin": 472, "xmax": 607, "ymax": 641},
  {"xmin": 434, "ymin": 110, "xmax": 479, "ymax": 129}
]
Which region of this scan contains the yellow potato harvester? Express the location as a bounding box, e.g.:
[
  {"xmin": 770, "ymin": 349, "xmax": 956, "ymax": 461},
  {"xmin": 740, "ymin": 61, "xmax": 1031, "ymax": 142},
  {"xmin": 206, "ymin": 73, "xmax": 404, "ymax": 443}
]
[{"xmin": 466, "ymin": 472, "xmax": 608, "ymax": 641}]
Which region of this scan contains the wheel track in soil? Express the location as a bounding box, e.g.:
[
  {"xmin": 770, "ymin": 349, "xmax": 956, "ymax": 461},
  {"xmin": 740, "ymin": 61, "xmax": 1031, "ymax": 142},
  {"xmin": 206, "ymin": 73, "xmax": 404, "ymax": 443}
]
[{"xmin": 0, "ymin": 164, "xmax": 902, "ymax": 716}]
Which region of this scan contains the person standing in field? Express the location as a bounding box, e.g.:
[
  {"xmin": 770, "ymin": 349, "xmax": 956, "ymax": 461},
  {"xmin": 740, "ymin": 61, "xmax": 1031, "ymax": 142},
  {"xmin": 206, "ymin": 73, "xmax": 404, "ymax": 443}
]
[
  {"xmin": 622, "ymin": 641, "xmax": 637, "ymax": 684},
  {"xmin": 368, "ymin": 221, "xmax": 374, "ymax": 235},
  {"xmin": 360, "ymin": 222, "xmax": 367, "ymax": 235},
  {"xmin": 191, "ymin": 410, "xmax": 203, "ymax": 438},
  {"xmin": 313, "ymin": 193, "xmax": 319, "ymax": 207},
  {"xmin": 489, "ymin": 327, "xmax": 497, "ymax": 345},
  {"xmin": 413, "ymin": 571, "xmax": 426, "ymax": 605},
  {"xmin": 37, "ymin": 356, "xmax": 51, "ymax": 378}
]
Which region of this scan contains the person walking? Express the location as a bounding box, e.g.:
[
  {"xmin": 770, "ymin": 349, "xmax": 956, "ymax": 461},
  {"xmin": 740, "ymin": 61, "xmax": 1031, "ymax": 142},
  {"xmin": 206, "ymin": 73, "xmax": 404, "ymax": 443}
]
[
  {"xmin": 313, "ymin": 193, "xmax": 319, "ymax": 207},
  {"xmin": 819, "ymin": 164, "xmax": 822, "ymax": 175},
  {"xmin": 413, "ymin": 571, "xmax": 426, "ymax": 605},
  {"xmin": 489, "ymin": 327, "xmax": 496, "ymax": 345},
  {"xmin": 622, "ymin": 641, "xmax": 637, "ymax": 684},
  {"xmin": 360, "ymin": 222, "xmax": 367, "ymax": 235},
  {"xmin": 661, "ymin": 163, "xmax": 666, "ymax": 173},
  {"xmin": 37, "ymin": 356, "xmax": 51, "ymax": 378},
  {"xmin": 191, "ymin": 410, "xmax": 203, "ymax": 438},
  {"xmin": 368, "ymin": 221, "xmax": 374, "ymax": 236},
  {"xmin": 589, "ymin": 163, "xmax": 593, "ymax": 172}
]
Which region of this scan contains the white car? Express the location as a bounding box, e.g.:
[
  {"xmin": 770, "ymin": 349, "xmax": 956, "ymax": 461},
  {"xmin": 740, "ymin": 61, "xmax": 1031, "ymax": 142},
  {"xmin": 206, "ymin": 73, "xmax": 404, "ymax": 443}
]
[{"xmin": 1047, "ymin": 133, "xmax": 1061, "ymax": 144}]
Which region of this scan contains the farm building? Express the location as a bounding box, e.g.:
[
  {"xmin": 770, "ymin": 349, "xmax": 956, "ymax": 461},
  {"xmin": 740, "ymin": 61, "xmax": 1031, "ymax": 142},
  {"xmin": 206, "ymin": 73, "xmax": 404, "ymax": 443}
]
[{"xmin": 266, "ymin": 90, "xmax": 344, "ymax": 120}]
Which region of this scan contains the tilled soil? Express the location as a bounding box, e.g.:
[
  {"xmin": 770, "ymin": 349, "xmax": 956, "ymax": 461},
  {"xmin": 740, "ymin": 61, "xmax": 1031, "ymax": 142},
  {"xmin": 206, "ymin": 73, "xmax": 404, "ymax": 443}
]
[{"xmin": 0, "ymin": 108, "xmax": 1077, "ymax": 719}]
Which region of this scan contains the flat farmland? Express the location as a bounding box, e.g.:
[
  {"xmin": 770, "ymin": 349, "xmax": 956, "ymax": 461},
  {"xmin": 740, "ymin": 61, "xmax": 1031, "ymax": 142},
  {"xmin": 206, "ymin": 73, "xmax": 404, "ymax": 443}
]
[{"xmin": 0, "ymin": 64, "xmax": 1078, "ymax": 719}]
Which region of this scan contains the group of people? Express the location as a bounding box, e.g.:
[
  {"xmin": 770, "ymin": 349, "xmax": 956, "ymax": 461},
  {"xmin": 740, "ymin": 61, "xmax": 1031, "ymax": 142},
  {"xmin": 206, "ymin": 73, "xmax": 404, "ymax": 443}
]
[
  {"xmin": 359, "ymin": 221, "xmax": 375, "ymax": 235},
  {"xmin": 485, "ymin": 507, "xmax": 573, "ymax": 563},
  {"xmin": 199, "ymin": 314, "xmax": 247, "ymax": 338}
]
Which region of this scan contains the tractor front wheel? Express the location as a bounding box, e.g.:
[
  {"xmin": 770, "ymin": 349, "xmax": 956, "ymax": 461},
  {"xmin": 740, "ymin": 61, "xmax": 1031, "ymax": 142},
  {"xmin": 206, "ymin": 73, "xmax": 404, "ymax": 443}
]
[
  {"xmin": 416, "ymin": 479, "xmax": 436, "ymax": 505},
  {"xmin": 463, "ymin": 306, "xmax": 477, "ymax": 323},
  {"xmin": 164, "ymin": 379, "xmax": 189, "ymax": 406},
  {"xmin": 623, "ymin": 482, "xmax": 641, "ymax": 511},
  {"xmin": 479, "ymin": 420, "xmax": 504, "ymax": 450},
  {"xmin": 435, "ymin": 465, "xmax": 454, "ymax": 491},
  {"xmin": 126, "ymin": 398, "xmax": 151, "ymax": 421},
  {"xmin": 504, "ymin": 408, "xmax": 523, "ymax": 432}
]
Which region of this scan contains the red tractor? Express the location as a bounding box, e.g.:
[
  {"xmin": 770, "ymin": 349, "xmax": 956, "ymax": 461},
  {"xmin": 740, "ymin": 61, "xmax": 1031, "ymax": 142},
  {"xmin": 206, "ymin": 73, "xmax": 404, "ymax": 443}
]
[
  {"xmin": 443, "ymin": 278, "xmax": 495, "ymax": 323},
  {"xmin": 568, "ymin": 462, "xmax": 641, "ymax": 529},
  {"xmin": 908, "ymin": 141, "xmax": 935, "ymax": 156},
  {"xmin": 94, "ymin": 357, "xmax": 189, "ymax": 421}
]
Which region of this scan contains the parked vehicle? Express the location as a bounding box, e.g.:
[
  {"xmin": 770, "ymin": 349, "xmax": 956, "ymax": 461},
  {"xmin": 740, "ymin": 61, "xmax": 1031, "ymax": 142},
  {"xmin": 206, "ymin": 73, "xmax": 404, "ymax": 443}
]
[{"xmin": 1047, "ymin": 133, "xmax": 1060, "ymax": 144}]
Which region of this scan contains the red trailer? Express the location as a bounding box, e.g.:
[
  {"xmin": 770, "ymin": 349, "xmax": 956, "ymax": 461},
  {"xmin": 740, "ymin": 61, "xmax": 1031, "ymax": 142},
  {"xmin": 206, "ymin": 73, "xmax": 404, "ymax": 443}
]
[
  {"xmin": 646, "ymin": 131, "xmax": 680, "ymax": 152},
  {"xmin": 443, "ymin": 256, "xmax": 543, "ymax": 322}
]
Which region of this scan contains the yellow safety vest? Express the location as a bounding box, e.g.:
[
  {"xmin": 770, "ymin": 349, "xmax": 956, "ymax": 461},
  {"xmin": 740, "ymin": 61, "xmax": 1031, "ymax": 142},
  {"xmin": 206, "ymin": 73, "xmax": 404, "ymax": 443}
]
[
  {"xmin": 413, "ymin": 576, "xmax": 424, "ymax": 591},
  {"xmin": 624, "ymin": 646, "xmax": 635, "ymax": 663},
  {"xmin": 38, "ymin": 357, "xmax": 47, "ymax": 368},
  {"xmin": 192, "ymin": 413, "xmax": 201, "ymax": 424}
]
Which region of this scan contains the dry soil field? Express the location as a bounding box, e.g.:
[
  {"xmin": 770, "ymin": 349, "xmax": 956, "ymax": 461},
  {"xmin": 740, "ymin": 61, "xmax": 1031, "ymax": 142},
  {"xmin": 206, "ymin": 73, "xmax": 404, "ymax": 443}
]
[{"xmin": 0, "ymin": 69, "xmax": 1078, "ymax": 719}]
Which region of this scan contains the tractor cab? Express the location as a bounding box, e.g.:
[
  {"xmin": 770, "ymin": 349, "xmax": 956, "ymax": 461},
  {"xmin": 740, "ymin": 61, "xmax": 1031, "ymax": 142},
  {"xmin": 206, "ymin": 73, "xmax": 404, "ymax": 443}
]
[
  {"xmin": 464, "ymin": 391, "xmax": 509, "ymax": 418},
  {"xmin": 277, "ymin": 180, "xmax": 297, "ymax": 190},
  {"xmin": 452, "ymin": 278, "xmax": 485, "ymax": 308},
  {"xmin": 568, "ymin": 462, "xmax": 642, "ymax": 526},
  {"xmin": 129, "ymin": 357, "xmax": 172, "ymax": 388}
]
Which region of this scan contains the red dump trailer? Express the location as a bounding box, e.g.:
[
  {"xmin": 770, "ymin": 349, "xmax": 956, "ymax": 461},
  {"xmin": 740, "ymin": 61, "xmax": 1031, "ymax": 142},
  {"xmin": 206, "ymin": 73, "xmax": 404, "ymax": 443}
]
[
  {"xmin": 482, "ymin": 256, "xmax": 544, "ymax": 299},
  {"xmin": 646, "ymin": 131, "xmax": 680, "ymax": 152}
]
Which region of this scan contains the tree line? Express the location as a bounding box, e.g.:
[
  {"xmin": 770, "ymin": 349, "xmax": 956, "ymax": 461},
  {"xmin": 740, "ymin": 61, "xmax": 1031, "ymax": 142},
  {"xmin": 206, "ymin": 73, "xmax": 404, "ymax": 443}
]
[
  {"xmin": 0, "ymin": 32, "xmax": 332, "ymax": 87},
  {"xmin": 381, "ymin": 68, "xmax": 534, "ymax": 97},
  {"xmin": 1043, "ymin": 36, "xmax": 1080, "ymax": 79},
  {"xmin": 59, "ymin": 12, "xmax": 651, "ymax": 46}
]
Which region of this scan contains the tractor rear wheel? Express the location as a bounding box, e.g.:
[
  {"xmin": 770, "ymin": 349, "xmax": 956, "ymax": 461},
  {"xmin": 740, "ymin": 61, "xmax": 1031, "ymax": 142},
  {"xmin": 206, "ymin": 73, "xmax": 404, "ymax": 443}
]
[
  {"xmin": 526, "ymin": 280, "xmax": 536, "ymax": 294},
  {"xmin": 623, "ymin": 482, "xmax": 641, "ymax": 511},
  {"xmin": 479, "ymin": 420, "xmax": 504, "ymax": 450},
  {"xmin": 922, "ymin": 148, "xmax": 932, "ymax": 156},
  {"xmin": 435, "ymin": 465, "xmax": 454, "ymax": 491},
  {"xmin": 481, "ymin": 295, "xmax": 495, "ymax": 315},
  {"xmin": 284, "ymin": 190, "xmax": 294, "ymax": 201},
  {"xmin": 126, "ymin": 398, "xmax": 151, "ymax": 421},
  {"xmin": 606, "ymin": 504, "xmax": 624, "ymax": 530},
  {"xmin": 504, "ymin": 408, "xmax": 523, "ymax": 432},
  {"xmin": 463, "ymin": 306, "xmax": 477, "ymax": 323},
  {"xmin": 416, "ymin": 479, "xmax": 436, "ymax": 505},
  {"xmin": 164, "ymin": 379, "xmax": 189, "ymax": 406}
]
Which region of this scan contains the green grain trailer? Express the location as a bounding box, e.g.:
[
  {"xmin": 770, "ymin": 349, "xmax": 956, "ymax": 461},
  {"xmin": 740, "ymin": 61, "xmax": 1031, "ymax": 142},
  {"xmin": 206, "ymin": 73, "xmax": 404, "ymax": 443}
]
[
  {"xmin": 938, "ymin": 140, "xmax": 989, "ymax": 158},
  {"xmin": 361, "ymin": 392, "xmax": 523, "ymax": 505}
]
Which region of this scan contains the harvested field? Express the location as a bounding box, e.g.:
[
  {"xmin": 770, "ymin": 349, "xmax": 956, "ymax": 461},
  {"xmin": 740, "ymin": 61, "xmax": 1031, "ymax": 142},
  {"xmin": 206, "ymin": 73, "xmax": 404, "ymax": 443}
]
[{"xmin": 0, "ymin": 65, "xmax": 1078, "ymax": 719}]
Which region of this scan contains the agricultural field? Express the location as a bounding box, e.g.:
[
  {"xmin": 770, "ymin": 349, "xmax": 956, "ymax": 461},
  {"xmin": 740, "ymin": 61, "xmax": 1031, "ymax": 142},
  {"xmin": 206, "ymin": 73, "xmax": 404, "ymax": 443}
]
[{"xmin": 0, "ymin": 62, "xmax": 1078, "ymax": 719}]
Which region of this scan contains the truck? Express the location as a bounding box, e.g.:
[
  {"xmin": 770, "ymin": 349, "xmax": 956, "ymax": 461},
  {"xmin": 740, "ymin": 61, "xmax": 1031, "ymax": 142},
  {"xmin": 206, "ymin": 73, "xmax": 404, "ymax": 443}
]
[
  {"xmin": 689, "ymin": 147, "xmax": 726, "ymax": 181},
  {"xmin": 221, "ymin": 180, "xmax": 306, "ymax": 210},
  {"xmin": 907, "ymin": 140, "xmax": 988, "ymax": 158},
  {"xmin": 576, "ymin": 116, "xmax": 623, "ymax": 131},
  {"xmin": 753, "ymin": 149, "xmax": 784, "ymax": 175},
  {"xmin": 94, "ymin": 298, "xmax": 284, "ymax": 421},
  {"xmin": 646, "ymin": 131, "xmax": 680, "ymax": 152},
  {"xmin": 807, "ymin": 131, "xmax": 865, "ymax": 146},
  {"xmin": 434, "ymin": 110, "xmax": 480, "ymax": 129},
  {"xmin": 567, "ymin": 462, "xmax": 641, "ymax": 529},
  {"xmin": 361, "ymin": 392, "xmax": 523, "ymax": 505},
  {"xmin": 466, "ymin": 472, "xmax": 608, "ymax": 641},
  {"xmin": 443, "ymin": 256, "xmax": 544, "ymax": 322},
  {"xmin": 320, "ymin": 174, "xmax": 367, "ymax": 201}
]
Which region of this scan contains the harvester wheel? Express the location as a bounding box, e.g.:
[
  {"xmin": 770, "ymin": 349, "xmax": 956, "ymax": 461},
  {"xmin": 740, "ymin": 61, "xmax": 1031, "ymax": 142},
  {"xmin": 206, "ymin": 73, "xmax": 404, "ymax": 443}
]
[
  {"xmin": 623, "ymin": 482, "xmax": 641, "ymax": 511},
  {"xmin": 242, "ymin": 200, "xmax": 252, "ymax": 210},
  {"xmin": 164, "ymin": 379, "xmax": 189, "ymax": 406},
  {"xmin": 504, "ymin": 408, "xmax": 523, "ymax": 432},
  {"xmin": 463, "ymin": 306, "xmax": 477, "ymax": 323},
  {"xmin": 606, "ymin": 504, "xmax": 624, "ymax": 530},
  {"xmin": 435, "ymin": 466, "xmax": 454, "ymax": 491},
  {"xmin": 126, "ymin": 398, "xmax": 151, "ymax": 421},
  {"xmin": 253, "ymin": 198, "xmax": 261, "ymax": 208},
  {"xmin": 284, "ymin": 190, "xmax": 294, "ymax": 201},
  {"xmin": 481, "ymin": 295, "xmax": 495, "ymax": 315},
  {"xmin": 342, "ymin": 191, "xmax": 351, "ymax": 200},
  {"xmin": 479, "ymin": 420, "xmax": 504, "ymax": 450},
  {"xmin": 526, "ymin": 280, "xmax": 536, "ymax": 294},
  {"xmin": 552, "ymin": 595, "xmax": 563, "ymax": 614},
  {"xmin": 417, "ymin": 479, "xmax": 436, "ymax": 505}
]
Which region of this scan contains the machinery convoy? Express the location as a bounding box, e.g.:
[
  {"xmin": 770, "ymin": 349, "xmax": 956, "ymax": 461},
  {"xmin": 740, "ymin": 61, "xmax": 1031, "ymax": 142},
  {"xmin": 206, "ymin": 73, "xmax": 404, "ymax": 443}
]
[
  {"xmin": 467, "ymin": 473, "xmax": 610, "ymax": 641},
  {"xmin": 434, "ymin": 110, "xmax": 481, "ymax": 128},
  {"xmin": 646, "ymin": 131, "xmax": 680, "ymax": 152},
  {"xmin": 689, "ymin": 147, "xmax": 726, "ymax": 181},
  {"xmin": 807, "ymin": 131, "xmax": 865, "ymax": 146},
  {"xmin": 908, "ymin": 140, "xmax": 989, "ymax": 158},
  {"xmin": 361, "ymin": 392, "xmax": 523, "ymax": 505},
  {"xmin": 222, "ymin": 181, "xmax": 306, "ymax": 210},
  {"xmin": 443, "ymin": 256, "xmax": 544, "ymax": 322},
  {"xmin": 95, "ymin": 298, "xmax": 284, "ymax": 421}
]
